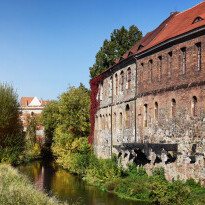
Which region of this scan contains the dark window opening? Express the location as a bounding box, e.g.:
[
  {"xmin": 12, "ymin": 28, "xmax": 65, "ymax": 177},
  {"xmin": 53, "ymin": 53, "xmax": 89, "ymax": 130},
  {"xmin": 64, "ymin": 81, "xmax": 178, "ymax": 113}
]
[
  {"xmin": 133, "ymin": 149, "xmax": 151, "ymax": 166},
  {"xmin": 193, "ymin": 17, "xmax": 204, "ymax": 24},
  {"xmin": 181, "ymin": 47, "xmax": 186, "ymax": 74},
  {"xmin": 196, "ymin": 42, "xmax": 201, "ymax": 71},
  {"xmin": 158, "ymin": 56, "xmax": 162, "ymax": 81}
]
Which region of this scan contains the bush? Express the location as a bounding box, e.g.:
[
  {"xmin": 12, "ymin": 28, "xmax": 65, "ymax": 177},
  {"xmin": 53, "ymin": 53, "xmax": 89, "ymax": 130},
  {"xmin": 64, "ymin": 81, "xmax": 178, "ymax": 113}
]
[
  {"xmin": 0, "ymin": 83, "xmax": 25, "ymax": 164},
  {"xmin": 85, "ymin": 154, "xmax": 123, "ymax": 183}
]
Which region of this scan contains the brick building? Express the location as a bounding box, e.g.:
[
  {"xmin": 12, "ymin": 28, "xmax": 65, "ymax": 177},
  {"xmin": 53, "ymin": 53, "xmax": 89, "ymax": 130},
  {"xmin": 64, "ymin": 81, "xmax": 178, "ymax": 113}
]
[
  {"xmin": 90, "ymin": 2, "xmax": 205, "ymax": 183},
  {"xmin": 20, "ymin": 96, "xmax": 49, "ymax": 143}
]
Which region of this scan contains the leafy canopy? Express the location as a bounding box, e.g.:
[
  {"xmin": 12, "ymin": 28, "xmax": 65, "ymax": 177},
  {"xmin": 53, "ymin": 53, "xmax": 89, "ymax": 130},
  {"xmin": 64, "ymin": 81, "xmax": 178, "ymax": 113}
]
[
  {"xmin": 41, "ymin": 101, "xmax": 59, "ymax": 141},
  {"xmin": 48, "ymin": 83, "xmax": 91, "ymax": 170},
  {"xmin": 0, "ymin": 83, "xmax": 25, "ymax": 164},
  {"xmin": 89, "ymin": 25, "xmax": 142, "ymax": 78}
]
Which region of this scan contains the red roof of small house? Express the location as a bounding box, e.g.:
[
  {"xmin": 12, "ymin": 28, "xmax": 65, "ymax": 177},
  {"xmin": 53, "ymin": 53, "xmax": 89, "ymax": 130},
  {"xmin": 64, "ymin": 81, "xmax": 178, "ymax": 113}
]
[
  {"xmin": 41, "ymin": 100, "xmax": 49, "ymax": 105},
  {"xmin": 21, "ymin": 97, "xmax": 34, "ymax": 106},
  {"xmin": 21, "ymin": 97, "xmax": 49, "ymax": 106}
]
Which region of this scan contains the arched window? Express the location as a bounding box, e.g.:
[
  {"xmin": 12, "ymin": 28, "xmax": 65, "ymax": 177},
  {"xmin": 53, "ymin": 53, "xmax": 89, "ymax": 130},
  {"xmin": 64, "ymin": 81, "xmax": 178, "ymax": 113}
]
[
  {"xmin": 99, "ymin": 115, "xmax": 102, "ymax": 130},
  {"xmin": 125, "ymin": 104, "xmax": 130, "ymax": 128},
  {"xmin": 196, "ymin": 42, "xmax": 201, "ymax": 71},
  {"xmin": 109, "ymin": 77, "xmax": 112, "ymax": 97},
  {"xmin": 193, "ymin": 17, "xmax": 204, "ymax": 24},
  {"xmin": 171, "ymin": 99, "xmax": 176, "ymax": 119},
  {"xmin": 113, "ymin": 112, "xmax": 116, "ymax": 129},
  {"xmin": 181, "ymin": 47, "xmax": 186, "ymax": 75},
  {"xmin": 154, "ymin": 102, "xmax": 158, "ymax": 120},
  {"xmin": 149, "ymin": 60, "xmax": 153, "ymax": 82},
  {"xmin": 144, "ymin": 104, "xmax": 148, "ymax": 127},
  {"xmin": 31, "ymin": 112, "xmax": 34, "ymax": 117},
  {"xmin": 127, "ymin": 68, "xmax": 131, "ymax": 89},
  {"xmin": 120, "ymin": 112, "xmax": 123, "ymax": 129},
  {"xmin": 95, "ymin": 116, "xmax": 98, "ymax": 131},
  {"xmin": 102, "ymin": 115, "xmax": 105, "ymax": 130},
  {"xmin": 115, "ymin": 74, "xmax": 118, "ymax": 95},
  {"xmin": 192, "ymin": 96, "xmax": 197, "ymax": 117},
  {"xmin": 120, "ymin": 71, "xmax": 124, "ymax": 91},
  {"xmin": 100, "ymin": 83, "xmax": 103, "ymax": 101},
  {"xmin": 108, "ymin": 114, "xmax": 111, "ymax": 130}
]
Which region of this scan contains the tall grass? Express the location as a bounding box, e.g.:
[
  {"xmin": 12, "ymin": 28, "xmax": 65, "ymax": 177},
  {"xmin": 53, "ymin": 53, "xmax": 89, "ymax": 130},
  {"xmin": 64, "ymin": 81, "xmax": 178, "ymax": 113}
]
[{"xmin": 0, "ymin": 164, "xmax": 68, "ymax": 205}]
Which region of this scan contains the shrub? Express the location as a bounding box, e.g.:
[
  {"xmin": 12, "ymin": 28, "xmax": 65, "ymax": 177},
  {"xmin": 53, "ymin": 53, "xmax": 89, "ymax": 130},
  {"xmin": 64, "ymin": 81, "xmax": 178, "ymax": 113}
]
[{"xmin": 0, "ymin": 83, "xmax": 25, "ymax": 164}]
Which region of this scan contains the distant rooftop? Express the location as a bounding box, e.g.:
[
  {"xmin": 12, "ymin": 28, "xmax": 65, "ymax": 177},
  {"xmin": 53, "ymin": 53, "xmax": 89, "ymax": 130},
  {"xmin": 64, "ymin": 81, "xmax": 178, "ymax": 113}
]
[{"xmin": 21, "ymin": 96, "xmax": 49, "ymax": 106}]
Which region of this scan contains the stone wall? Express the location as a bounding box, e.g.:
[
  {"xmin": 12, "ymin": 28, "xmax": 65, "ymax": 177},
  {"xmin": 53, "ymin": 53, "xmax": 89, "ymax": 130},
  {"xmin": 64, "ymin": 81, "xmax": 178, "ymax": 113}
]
[{"xmin": 92, "ymin": 31, "xmax": 205, "ymax": 184}]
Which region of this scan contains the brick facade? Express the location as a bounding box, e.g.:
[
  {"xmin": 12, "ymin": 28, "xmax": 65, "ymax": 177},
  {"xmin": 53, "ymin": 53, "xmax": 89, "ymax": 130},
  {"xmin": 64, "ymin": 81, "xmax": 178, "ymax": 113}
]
[{"xmin": 90, "ymin": 2, "xmax": 205, "ymax": 183}]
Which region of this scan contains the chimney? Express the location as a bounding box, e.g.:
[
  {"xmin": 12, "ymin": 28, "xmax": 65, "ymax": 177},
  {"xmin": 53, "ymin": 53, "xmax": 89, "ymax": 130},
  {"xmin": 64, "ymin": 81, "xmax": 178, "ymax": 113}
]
[{"xmin": 170, "ymin": 12, "xmax": 175, "ymax": 16}]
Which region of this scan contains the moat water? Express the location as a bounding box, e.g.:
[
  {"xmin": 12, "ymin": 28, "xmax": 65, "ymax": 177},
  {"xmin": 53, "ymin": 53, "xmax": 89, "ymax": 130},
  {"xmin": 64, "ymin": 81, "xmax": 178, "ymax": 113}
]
[{"xmin": 17, "ymin": 160, "xmax": 149, "ymax": 205}]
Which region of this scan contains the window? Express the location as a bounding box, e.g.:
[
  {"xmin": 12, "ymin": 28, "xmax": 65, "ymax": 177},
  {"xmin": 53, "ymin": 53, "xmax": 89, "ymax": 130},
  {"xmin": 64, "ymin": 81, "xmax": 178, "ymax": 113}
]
[
  {"xmin": 193, "ymin": 17, "xmax": 204, "ymax": 24},
  {"xmin": 154, "ymin": 102, "xmax": 158, "ymax": 120},
  {"xmin": 181, "ymin": 47, "xmax": 186, "ymax": 74},
  {"xmin": 171, "ymin": 99, "xmax": 176, "ymax": 119},
  {"xmin": 99, "ymin": 115, "xmax": 102, "ymax": 130},
  {"xmin": 113, "ymin": 112, "xmax": 116, "ymax": 129},
  {"xmin": 196, "ymin": 43, "xmax": 201, "ymax": 71},
  {"xmin": 125, "ymin": 104, "xmax": 130, "ymax": 128},
  {"xmin": 149, "ymin": 60, "xmax": 153, "ymax": 82},
  {"xmin": 192, "ymin": 96, "xmax": 197, "ymax": 117},
  {"xmin": 109, "ymin": 114, "xmax": 111, "ymax": 130},
  {"xmin": 115, "ymin": 74, "xmax": 118, "ymax": 95},
  {"xmin": 144, "ymin": 104, "xmax": 148, "ymax": 127},
  {"xmin": 95, "ymin": 116, "xmax": 98, "ymax": 131},
  {"xmin": 109, "ymin": 77, "xmax": 112, "ymax": 97},
  {"xmin": 168, "ymin": 52, "xmax": 172, "ymax": 78},
  {"xmin": 120, "ymin": 112, "xmax": 122, "ymax": 129},
  {"xmin": 120, "ymin": 71, "xmax": 124, "ymax": 91},
  {"xmin": 158, "ymin": 56, "xmax": 162, "ymax": 81},
  {"xmin": 105, "ymin": 114, "xmax": 108, "ymax": 130},
  {"xmin": 127, "ymin": 68, "xmax": 131, "ymax": 89},
  {"xmin": 31, "ymin": 112, "xmax": 34, "ymax": 117},
  {"xmin": 100, "ymin": 83, "xmax": 103, "ymax": 101},
  {"xmin": 141, "ymin": 63, "xmax": 144, "ymax": 83}
]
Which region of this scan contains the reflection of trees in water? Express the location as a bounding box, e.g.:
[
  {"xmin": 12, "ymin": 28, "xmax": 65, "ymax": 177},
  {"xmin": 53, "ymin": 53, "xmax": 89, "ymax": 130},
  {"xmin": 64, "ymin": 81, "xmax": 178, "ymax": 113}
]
[{"xmin": 18, "ymin": 161, "xmax": 146, "ymax": 205}]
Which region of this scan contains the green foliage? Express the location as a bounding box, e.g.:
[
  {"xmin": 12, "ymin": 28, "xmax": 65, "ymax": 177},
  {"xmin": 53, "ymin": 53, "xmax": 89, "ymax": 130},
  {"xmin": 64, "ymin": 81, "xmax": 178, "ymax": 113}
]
[
  {"xmin": 124, "ymin": 163, "xmax": 148, "ymax": 179},
  {"xmin": 85, "ymin": 154, "xmax": 123, "ymax": 183},
  {"xmin": 89, "ymin": 25, "xmax": 142, "ymax": 78},
  {"xmin": 26, "ymin": 115, "xmax": 38, "ymax": 146},
  {"xmin": 57, "ymin": 83, "xmax": 90, "ymax": 137},
  {"xmin": 49, "ymin": 83, "xmax": 91, "ymax": 174},
  {"xmin": 41, "ymin": 100, "xmax": 59, "ymax": 141},
  {"xmin": 0, "ymin": 83, "xmax": 25, "ymax": 164},
  {"xmin": 150, "ymin": 179, "xmax": 190, "ymax": 205}
]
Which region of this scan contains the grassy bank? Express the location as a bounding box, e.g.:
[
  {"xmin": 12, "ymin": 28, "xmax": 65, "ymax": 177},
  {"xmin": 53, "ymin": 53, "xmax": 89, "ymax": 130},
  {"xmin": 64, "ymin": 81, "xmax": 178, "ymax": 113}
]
[
  {"xmin": 57, "ymin": 153, "xmax": 205, "ymax": 205},
  {"xmin": 0, "ymin": 164, "xmax": 67, "ymax": 205}
]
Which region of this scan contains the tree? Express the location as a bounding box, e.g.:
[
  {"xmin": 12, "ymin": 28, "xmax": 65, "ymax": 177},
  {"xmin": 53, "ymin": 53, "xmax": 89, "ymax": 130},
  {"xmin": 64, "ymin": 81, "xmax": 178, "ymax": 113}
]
[
  {"xmin": 89, "ymin": 25, "xmax": 142, "ymax": 78},
  {"xmin": 51, "ymin": 83, "xmax": 91, "ymax": 170},
  {"xmin": 0, "ymin": 83, "xmax": 25, "ymax": 164},
  {"xmin": 41, "ymin": 101, "xmax": 59, "ymax": 141}
]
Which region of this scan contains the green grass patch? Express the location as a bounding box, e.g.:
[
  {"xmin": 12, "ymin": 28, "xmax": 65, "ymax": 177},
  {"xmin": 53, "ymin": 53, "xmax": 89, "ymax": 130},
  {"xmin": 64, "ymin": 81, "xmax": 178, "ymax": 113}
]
[{"xmin": 0, "ymin": 164, "xmax": 68, "ymax": 205}]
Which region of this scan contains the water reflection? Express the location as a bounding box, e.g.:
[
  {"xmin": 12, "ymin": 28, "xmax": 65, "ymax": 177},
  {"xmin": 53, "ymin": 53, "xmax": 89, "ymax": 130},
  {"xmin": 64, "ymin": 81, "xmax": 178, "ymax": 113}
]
[{"xmin": 18, "ymin": 160, "xmax": 149, "ymax": 205}]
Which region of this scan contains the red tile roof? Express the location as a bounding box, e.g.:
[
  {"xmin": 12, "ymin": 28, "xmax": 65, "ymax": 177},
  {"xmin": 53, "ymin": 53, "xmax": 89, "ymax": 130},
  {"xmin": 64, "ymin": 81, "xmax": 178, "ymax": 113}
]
[
  {"xmin": 21, "ymin": 97, "xmax": 49, "ymax": 106},
  {"xmin": 138, "ymin": 1, "xmax": 205, "ymax": 53},
  {"xmin": 21, "ymin": 97, "xmax": 34, "ymax": 106},
  {"xmin": 95, "ymin": 2, "xmax": 205, "ymax": 78}
]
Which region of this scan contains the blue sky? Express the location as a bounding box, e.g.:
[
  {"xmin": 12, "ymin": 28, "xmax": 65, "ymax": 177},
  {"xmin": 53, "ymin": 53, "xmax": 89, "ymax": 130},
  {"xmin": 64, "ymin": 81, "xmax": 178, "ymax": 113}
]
[{"xmin": 0, "ymin": 0, "xmax": 202, "ymax": 100}]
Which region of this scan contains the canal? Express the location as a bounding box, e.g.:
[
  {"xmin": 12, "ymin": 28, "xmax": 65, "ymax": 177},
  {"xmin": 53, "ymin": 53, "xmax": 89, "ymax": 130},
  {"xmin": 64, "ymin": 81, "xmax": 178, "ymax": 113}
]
[{"xmin": 17, "ymin": 160, "xmax": 148, "ymax": 205}]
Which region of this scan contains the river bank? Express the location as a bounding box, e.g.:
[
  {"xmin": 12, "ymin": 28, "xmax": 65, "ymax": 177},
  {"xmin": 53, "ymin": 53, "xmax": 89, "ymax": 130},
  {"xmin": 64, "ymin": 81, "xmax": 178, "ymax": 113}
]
[
  {"xmin": 17, "ymin": 160, "xmax": 146, "ymax": 205},
  {"xmin": 0, "ymin": 163, "xmax": 68, "ymax": 205},
  {"xmin": 54, "ymin": 152, "xmax": 205, "ymax": 205}
]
